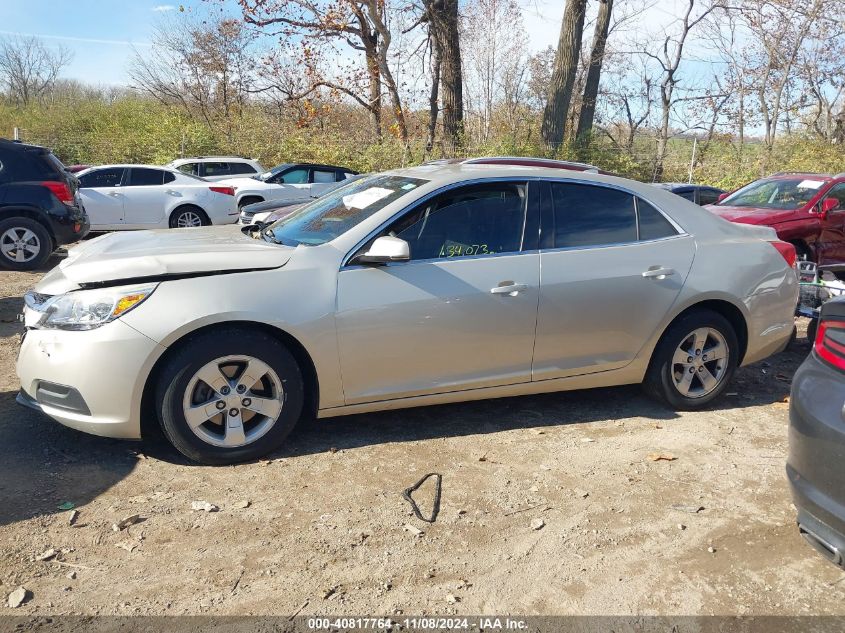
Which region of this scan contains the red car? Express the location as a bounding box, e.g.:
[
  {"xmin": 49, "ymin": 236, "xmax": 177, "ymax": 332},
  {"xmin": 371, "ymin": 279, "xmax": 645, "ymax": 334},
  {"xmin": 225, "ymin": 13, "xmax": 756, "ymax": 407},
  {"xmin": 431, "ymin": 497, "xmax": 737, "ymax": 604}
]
[{"xmin": 706, "ymin": 172, "xmax": 845, "ymax": 276}]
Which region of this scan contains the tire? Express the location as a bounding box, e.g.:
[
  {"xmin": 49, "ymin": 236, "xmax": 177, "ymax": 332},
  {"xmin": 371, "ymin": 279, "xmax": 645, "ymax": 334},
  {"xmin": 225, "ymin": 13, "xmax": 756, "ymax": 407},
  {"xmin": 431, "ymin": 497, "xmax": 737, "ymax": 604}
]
[
  {"xmin": 238, "ymin": 196, "xmax": 264, "ymax": 211},
  {"xmin": 807, "ymin": 318, "xmax": 818, "ymax": 343},
  {"xmin": 643, "ymin": 309, "xmax": 739, "ymax": 410},
  {"xmin": 155, "ymin": 328, "xmax": 304, "ymax": 465},
  {"xmin": 169, "ymin": 205, "xmax": 209, "ymax": 228},
  {"xmin": 0, "ymin": 216, "xmax": 53, "ymax": 271}
]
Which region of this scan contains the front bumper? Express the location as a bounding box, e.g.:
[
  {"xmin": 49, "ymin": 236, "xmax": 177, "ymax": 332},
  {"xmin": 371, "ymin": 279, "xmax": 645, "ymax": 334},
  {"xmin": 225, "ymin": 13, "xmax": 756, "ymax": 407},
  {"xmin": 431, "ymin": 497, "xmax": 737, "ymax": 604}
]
[
  {"xmin": 16, "ymin": 319, "xmax": 165, "ymax": 439},
  {"xmin": 788, "ymin": 352, "xmax": 845, "ymax": 568}
]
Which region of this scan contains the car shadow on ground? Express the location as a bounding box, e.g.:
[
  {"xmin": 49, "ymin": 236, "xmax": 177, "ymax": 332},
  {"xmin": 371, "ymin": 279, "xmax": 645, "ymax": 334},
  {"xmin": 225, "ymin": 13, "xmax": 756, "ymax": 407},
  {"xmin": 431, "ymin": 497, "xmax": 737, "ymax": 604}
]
[
  {"xmin": 139, "ymin": 334, "xmax": 811, "ymax": 466},
  {"xmin": 0, "ymin": 390, "xmax": 137, "ymax": 527}
]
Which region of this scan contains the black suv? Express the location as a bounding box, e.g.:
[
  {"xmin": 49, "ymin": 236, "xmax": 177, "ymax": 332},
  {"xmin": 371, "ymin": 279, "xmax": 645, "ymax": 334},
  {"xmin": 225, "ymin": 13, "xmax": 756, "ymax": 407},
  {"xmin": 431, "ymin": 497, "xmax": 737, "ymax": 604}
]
[{"xmin": 0, "ymin": 139, "xmax": 89, "ymax": 270}]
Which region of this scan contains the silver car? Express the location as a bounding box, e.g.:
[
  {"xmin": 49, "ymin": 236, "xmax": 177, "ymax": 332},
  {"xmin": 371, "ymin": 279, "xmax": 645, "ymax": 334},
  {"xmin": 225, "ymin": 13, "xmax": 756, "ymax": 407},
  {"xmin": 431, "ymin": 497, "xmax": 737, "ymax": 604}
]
[{"xmin": 16, "ymin": 165, "xmax": 799, "ymax": 464}]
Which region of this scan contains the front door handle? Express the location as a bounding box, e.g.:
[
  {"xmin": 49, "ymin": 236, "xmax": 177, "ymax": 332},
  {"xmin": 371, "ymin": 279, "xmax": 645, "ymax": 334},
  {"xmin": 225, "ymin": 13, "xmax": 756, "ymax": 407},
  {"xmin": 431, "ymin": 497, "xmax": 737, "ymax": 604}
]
[
  {"xmin": 491, "ymin": 282, "xmax": 529, "ymax": 295},
  {"xmin": 642, "ymin": 267, "xmax": 675, "ymax": 280}
]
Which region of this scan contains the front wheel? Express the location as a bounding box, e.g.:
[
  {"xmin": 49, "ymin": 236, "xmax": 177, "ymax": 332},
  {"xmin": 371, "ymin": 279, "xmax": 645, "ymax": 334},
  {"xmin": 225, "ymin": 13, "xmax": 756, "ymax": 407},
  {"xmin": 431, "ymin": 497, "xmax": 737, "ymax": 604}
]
[
  {"xmin": 643, "ymin": 310, "xmax": 739, "ymax": 410},
  {"xmin": 155, "ymin": 329, "xmax": 304, "ymax": 464}
]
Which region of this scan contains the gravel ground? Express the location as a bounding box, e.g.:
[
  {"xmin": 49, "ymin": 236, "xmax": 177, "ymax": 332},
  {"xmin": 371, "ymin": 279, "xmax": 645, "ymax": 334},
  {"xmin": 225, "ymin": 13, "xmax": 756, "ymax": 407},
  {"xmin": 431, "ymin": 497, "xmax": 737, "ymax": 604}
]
[{"xmin": 1, "ymin": 255, "xmax": 843, "ymax": 617}]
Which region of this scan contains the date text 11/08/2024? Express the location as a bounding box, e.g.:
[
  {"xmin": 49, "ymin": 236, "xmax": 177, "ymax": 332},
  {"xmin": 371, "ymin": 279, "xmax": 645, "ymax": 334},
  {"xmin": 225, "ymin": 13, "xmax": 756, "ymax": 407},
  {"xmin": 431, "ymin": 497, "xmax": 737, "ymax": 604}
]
[{"xmin": 307, "ymin": 618, "xmax": 528, "ymax": 630}]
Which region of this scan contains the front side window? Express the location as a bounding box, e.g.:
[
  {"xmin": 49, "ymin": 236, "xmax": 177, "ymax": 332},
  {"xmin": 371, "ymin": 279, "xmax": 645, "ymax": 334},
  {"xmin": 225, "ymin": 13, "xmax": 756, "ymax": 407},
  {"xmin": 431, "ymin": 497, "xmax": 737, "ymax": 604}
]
[
  {"xmin": 229, "ymin": 162, "xmax": 257, "ymax": 175},
  {"xmin": 277, "ymin": 168, "xmax": 308, "ymax": 184},
  {"xmin": 676, "ymin": 189, "xmax": 696, "ymax": 202},
  {"xmin": 823, "ymin": 183, "xmax": 845, "ymax": 210},
  {"xmin": 266, "ymin": 174, "xmax": 428, "ymax": 246},
  {"xmin": 79, "ymin": 168, "xmax": 124, "ymax": 188},
  {"xmin": 718, "ymin": 178, "xmax": 826, "ymax": 210},
  {"xmin": 127, "ymin": 168, "xmax": 164, "ymax": 187},
  {"xmin": 382, "ymin": 182, "xmax": 527, "ymax": 261}
]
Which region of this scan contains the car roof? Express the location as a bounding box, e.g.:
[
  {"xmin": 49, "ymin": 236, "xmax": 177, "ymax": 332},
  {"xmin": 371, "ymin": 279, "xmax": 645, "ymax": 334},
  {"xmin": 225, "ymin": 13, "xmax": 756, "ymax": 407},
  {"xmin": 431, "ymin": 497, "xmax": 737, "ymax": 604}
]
[
  {"xmin": 0, "ymin": 138, "xmax": 49, "ymax": 152},
  {"xmin": 767, "ymin": 172, "xmax": 834, "ymax": 180},
  {"xmin": 79, "ymin": 164, "xmax": 186, "ymax": 175},
  {"xmin": 170, "ymin": 156, "xmax": 258, "ymax": 163}
]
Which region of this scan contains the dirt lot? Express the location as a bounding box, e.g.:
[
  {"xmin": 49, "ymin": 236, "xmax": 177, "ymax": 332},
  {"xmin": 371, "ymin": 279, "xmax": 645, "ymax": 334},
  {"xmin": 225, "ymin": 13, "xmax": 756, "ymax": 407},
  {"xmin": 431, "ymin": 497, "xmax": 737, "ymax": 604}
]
[{"xmin": 1, "ymin": 255, "xmax": 843, "ymax": 617}]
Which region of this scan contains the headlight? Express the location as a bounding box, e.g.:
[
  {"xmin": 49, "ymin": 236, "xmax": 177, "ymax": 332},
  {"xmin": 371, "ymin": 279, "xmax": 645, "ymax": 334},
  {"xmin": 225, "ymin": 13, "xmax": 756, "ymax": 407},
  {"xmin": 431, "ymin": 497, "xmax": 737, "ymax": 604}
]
[{"xmin": 35, "ymin": 284, "xmax": 158, "ymax": 330}]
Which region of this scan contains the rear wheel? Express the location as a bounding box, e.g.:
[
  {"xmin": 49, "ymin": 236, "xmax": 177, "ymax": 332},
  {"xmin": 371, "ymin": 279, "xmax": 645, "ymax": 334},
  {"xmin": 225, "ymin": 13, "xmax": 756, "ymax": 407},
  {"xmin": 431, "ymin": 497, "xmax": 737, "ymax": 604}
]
[
  {"xmin": 643, "ymin": 310, "xmax": 739, "ymax": 410},
  {"xmin": 0, "ymin": 217, "xmax": 52, "ymax": 271},
  {"xmin": 169, "ymin": 205, "xmax": 209, "ymax": 228},
  {"xmin": 238, "ymin": 196, "xmax": 264, "ymax": 211},
  {"xmin": 155, "ymin": 329, "xmax": 304, "ymax": 464}
]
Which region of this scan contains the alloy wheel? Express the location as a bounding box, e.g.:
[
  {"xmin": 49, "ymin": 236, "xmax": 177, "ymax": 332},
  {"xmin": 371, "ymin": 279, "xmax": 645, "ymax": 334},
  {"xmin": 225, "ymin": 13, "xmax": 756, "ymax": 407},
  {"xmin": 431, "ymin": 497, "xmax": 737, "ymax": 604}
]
[
  {"xmin": 0, "ymin": 227, "xmax": 41, "ymax": 263},
  {"xmin": 176, "ymin": 211, "xmax": 203, "ymax": 228},
  {"xmin": 182, "ymin": 355, "xmax": 284, "ymax": 448},
  {"xmin": 671, "ymin": 327, "xmax": 729, "ymax": 399}
]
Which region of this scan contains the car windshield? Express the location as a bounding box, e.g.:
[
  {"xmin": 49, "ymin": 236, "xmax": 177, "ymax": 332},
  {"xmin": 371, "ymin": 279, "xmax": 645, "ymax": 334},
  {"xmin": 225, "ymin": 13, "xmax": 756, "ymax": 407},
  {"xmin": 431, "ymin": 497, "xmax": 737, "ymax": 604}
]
[
  {"xmin": 264, "ymin": 174, "xmax": 428, "ymax": 246},
  {"xmin": 256, "ymin": 163, "xmax": 294, "ymax": 182},
  {"xmin": 719, "ymin": 178, "xmax": 827, "ymax": 210}
]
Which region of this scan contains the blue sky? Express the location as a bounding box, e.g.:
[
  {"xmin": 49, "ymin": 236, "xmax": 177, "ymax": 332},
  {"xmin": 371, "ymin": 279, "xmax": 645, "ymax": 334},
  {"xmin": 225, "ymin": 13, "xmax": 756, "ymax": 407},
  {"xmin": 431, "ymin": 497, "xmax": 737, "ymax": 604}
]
[{"xmin": 0, "ymin": 0, "xmax": 699, "ymax": 88}]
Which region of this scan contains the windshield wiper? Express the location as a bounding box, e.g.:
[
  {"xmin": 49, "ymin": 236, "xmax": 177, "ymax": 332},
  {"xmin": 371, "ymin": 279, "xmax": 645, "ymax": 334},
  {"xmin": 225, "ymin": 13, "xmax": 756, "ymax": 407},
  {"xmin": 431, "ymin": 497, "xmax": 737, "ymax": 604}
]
[{"xmin": 262, "ymin": 228, "xmax": 300, "ymax": 247}]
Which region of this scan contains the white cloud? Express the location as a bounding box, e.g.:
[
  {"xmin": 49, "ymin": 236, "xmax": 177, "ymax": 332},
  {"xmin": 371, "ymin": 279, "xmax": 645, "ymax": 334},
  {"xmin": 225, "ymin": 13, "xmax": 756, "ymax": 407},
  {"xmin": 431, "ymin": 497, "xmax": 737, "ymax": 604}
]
[{"xmin": 151, "ymin": 4, "xmax": 176, "ymax": 12}]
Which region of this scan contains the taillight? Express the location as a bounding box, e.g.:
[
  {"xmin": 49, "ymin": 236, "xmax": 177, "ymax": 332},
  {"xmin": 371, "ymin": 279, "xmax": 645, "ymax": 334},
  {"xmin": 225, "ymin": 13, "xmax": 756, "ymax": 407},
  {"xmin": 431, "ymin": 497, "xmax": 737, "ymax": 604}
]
[
  {"xmin": 41, "ymin": 180, "xmax": 73, "ymax": 204},
  {"xmin": 815, "ymin": 319, "xmax": 845, "ymax": 371},
  {"xmin": 769, "ymin": 241, "xmax": 797, "ymax": 268},
  {"xmin": 209, "ymin": 186, "xmax": 235, "ymax": 196}
]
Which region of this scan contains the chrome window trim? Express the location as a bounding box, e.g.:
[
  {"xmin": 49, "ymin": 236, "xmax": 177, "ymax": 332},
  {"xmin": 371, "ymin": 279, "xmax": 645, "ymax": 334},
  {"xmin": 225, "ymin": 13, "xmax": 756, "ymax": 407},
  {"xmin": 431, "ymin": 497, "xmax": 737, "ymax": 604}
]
[
  {"xmin": 343, "ymin": 248, "xmax": 540, "ymax": 271},
  {"xmin": 538, "ymin": 233, "xmax": 690, "ymax": 255},
  {"xmin": 340, "ymin": 175, "xmax": 688, "ymax": 270},
  {"xmin": 340, "ymin": 177, "xmax": 533, "ymax": 269}
]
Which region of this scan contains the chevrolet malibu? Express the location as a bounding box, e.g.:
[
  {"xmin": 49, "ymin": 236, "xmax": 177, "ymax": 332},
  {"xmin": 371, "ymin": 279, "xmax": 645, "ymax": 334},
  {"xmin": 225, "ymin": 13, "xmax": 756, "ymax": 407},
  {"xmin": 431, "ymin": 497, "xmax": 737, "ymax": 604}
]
[{"xmin": 16, "ymin": 164, "xmax": 799, "ymax": 464}]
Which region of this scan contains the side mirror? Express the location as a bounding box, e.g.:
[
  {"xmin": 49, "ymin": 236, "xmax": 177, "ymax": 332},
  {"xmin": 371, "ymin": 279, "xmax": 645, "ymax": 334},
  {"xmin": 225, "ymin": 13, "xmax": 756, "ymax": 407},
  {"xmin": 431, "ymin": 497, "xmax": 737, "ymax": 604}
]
[
  {"xmin": 820, "ymin": 197, "xmax": 840, "ymax": 219},
  {"xmin": 717, "ymin": 192, "xmax": 729, "ymax": 203},
  {"xmin": 350, "ymin": 236, "xmax": 410, "ymax": 265}
]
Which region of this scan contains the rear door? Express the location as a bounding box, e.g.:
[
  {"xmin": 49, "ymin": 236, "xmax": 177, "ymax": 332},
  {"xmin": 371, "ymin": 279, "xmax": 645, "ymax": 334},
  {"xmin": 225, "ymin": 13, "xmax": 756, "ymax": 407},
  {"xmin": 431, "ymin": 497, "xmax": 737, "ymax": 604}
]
[
  {"xmin": 122, "ymin": 168, "xmax": 170, "ymax": 226},
  {"xmin": 77, "ymin": 167, "xmax": 126, "ymax": 229},
  {"xmin": 533, "ymin": 181, "xmax": 695, "ymax": 380}
]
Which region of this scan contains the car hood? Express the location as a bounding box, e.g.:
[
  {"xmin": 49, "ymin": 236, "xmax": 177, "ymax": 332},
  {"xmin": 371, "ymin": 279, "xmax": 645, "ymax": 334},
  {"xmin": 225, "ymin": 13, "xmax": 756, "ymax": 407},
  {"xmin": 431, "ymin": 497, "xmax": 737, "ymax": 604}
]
[
  {"xmin": 705, "ymin": 204, "xmax": 801, "ymax": 225},
  {"xmin": 38, "ymin": 226, "xmax": 294, "ymax": 292}
]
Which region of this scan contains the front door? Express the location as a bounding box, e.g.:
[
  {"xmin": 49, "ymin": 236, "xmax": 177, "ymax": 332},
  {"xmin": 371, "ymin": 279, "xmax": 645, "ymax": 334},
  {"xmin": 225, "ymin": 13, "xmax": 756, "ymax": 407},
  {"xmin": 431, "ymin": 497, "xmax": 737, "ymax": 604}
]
[
  {"xmin": 817, "ymin": 183, "xmax": 845, "ymax": 266},
  {"xmin": 77, "ymin": 167, "xmax": 126, "ymax": 230},
  {"xmin": 335, "ymin": 181, "xmax": 540, "ymax": 405},
  {"xmin": 533, "ymin": 181, "xmax": 695, "ymax": 380}
]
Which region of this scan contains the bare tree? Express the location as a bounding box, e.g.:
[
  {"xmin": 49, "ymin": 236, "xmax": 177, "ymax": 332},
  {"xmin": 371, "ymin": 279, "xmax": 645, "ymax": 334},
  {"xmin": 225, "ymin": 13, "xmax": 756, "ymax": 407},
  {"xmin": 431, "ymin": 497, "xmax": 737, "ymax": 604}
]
[
  {"xmin": 0, "ymin": 35, "xmax": 72, "ymax": 106},
  {"xmin": 541, "ymin": 0, "xmax": 587, "ymax": 150},
  {"xmin": 130, "ymin": 17, "xmax": 255, "ymax": 142},
  {"xmin": 638, "ymin": 0, "xmax": 718, "ymax": 180}
]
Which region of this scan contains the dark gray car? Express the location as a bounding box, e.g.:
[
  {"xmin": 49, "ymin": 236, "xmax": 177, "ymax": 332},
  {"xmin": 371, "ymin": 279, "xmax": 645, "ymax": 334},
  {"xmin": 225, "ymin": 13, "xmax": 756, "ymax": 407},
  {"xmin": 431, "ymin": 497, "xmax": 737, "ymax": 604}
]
[
  {"xmin": 652, "ymin": 183, "xmax": 725, "ymax": 206},
  {"xmin": 788, "ymin": 297, "xmax": 845, "ymax": 568}
]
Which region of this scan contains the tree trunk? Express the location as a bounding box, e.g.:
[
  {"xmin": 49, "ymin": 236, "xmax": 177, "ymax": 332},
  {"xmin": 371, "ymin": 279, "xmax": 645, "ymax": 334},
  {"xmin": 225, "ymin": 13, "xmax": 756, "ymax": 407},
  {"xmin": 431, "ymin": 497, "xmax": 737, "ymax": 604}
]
[
  {"xmin": 426, "ymin": 0, "xmax": 464, "ymax": 155},
  {"xmin": 361, "ymin": 29, "xmax": 383, "ymax": 141},
  {"xmin": 541, "ymin": 0, "xmax": 587, "ymax": 150},
  {"xmin": 426, "ymin": 44, "xmax": 442, "ymax": 154},
  {"xmin": 575, "ymin": 0, "xmax": 613, "ymax": 145}
]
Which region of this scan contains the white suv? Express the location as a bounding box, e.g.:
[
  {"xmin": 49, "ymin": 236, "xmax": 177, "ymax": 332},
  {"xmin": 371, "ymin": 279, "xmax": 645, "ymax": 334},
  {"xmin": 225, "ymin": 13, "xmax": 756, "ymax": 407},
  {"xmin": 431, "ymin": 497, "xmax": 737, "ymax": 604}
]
[{"xmin": 165, "ymin": 157, "xmax": 265, "ymax": 182}]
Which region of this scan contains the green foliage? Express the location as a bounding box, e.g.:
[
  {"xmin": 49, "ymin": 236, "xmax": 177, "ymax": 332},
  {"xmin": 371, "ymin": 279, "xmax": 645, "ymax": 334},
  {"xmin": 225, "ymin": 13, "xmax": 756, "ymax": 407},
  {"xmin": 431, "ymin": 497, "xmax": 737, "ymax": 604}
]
[{"xmin": 1, "ymin": 94, "xmax": 842, "ymax": 188}]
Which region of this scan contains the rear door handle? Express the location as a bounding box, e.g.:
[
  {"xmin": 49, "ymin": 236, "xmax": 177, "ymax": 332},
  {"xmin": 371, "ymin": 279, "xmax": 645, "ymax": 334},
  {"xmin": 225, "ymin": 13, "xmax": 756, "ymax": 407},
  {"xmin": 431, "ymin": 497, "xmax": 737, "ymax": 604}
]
[
  {"xmin": 108, "ymin": 191, "xmax": 121, "ymax": 197},
  {"xmin": 642, "ymin": 267, "xmax": 675, "ymax": 280},
  {"xmin": 491, "ymin": 282, "xmax": 529, "ymax": 295}
]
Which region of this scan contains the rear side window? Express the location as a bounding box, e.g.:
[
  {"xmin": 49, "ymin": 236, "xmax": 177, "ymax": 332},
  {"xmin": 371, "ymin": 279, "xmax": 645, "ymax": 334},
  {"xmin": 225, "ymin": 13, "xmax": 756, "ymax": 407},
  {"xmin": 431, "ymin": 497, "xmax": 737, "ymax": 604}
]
[
  {"xmin": 79, "ymin": 168, "xmax": 124, "ymax": 188},
  {"xmin": 162, "ymin": 171, "xmax": 176, "ymax": 184},
  {"xmin": 698, "ymin": 188, "xmax": 722, "ymax": 205},
  {"xmin": 229, "ymin": 162, "xmax": 257, "ymax": 175},
  {"xmin": 312, "ymin": 169, "xmax": 336, "ymax": 184},
  {"xmin": 203, "ymin": 162, "xmax": 230, "ymax": 177},
  {"xmin": 551, "ymin": 183, "xmax": 637, "ymax": 248},
  {"xmin": 637, "ymin": 199, "xmax": 678, "ymax": 240},
  {"xmin": 127, "ymin": 168, "xmax": 165, "ymax": 186},
  {"xmin": 676, "ymin": 189, "xmax": 695, "ymax": 202}
]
